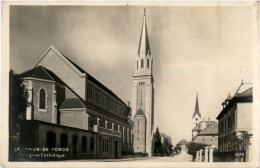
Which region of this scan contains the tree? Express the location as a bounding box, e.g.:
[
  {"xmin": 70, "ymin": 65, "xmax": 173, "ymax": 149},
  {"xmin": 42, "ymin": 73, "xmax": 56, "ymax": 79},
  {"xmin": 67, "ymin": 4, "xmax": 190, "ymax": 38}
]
[
  {"xmin": 9, "ymin": 70, "xmax": 28, "ymax": 132},
  {"xmin": 153, "ymin": 127, "xmax": 163, "ymax": 154},
  {"xmin": 187, "ymin": 142, "xmax": 208, "ymax": 156}
]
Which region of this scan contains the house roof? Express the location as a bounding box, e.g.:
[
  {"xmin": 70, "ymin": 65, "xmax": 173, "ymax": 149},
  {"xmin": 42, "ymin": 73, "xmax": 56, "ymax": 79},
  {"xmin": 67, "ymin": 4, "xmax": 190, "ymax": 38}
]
[
  {"xmin": 216, "ymin": 86, "xmax": 253, "ymax": 120},
  {"xmin": 192, "ymin": 125, "xmax": 201, "ymax": 131},
  {"xmin": 19, "ymin": 65, "xmax": 66, "ymax": 86},
  {"xmin": 135, "ymin": 108, "xmax": 145, "ymax": 116},
  {"xmin": 60, "ymin": 98, "xmax": 86, "ymax": 109},
  {"xmin": 177, "ymin": 139, "xmax": 188, "ymax": 145},
  {"xmin": 198, "ymin": 123, "xmax": 218, "ymax": 135}
]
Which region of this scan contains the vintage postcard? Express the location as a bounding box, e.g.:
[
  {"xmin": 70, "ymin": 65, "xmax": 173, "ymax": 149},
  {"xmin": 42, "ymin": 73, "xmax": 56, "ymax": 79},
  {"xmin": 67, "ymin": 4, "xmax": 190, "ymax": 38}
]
[{"xmin": 1, "ymin": 1, "xmax": 259, "ymax": 168}]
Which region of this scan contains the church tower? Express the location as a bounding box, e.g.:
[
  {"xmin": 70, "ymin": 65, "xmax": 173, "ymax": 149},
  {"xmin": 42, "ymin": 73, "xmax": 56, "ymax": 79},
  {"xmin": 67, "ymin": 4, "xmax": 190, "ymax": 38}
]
[
  {"xmin": 132, "ymin": 9, "xmax": 154, "ymax": 157},
  {"xmin": 192, "ymin": 93, "xmax": 201, "ymax": 126}
]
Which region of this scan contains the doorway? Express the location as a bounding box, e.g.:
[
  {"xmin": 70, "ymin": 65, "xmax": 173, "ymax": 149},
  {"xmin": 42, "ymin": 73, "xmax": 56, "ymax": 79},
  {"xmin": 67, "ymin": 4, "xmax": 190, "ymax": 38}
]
[
  {"xmin": 72, "ymin": 135, "xmax": 78, "ymax": 158},
  {"xmin": 115, "ymin": 141, "xmax": 118, "ymax": 158}
]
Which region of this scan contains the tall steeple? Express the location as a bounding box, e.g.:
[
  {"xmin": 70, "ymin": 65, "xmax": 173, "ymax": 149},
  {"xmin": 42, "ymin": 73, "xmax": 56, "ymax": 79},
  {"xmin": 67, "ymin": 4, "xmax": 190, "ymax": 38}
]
[
  {"xmin": 192, "ymin": 93, "xmax": 201, "ymax": 123},
  {"xmin": 138, "ymin": 8, "xmax": 151, "ymax": 56},
  {"xmin": 132, "ymin": 9, "xmax": 154, "ymax": 157},
  {"xmin": 135, "ymin": 8, "xmax": 153, "ymax": 77}
]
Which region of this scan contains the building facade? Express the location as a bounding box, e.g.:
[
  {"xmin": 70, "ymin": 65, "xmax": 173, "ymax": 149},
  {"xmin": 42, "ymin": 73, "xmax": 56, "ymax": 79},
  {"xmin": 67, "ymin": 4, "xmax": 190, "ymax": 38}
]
[
  {"xmin": 216, "ymin": 82, "xmax": 253, "ymax": 162},
  {"xmin": 193, "ymin": 120, "xmax": 218, "ymax": 147},
  {"xmin": 132, "ymin": 10, "xmax": 155, "ymax": 157},
  {"xmin": 17, "ymin": 45, "xmax": 134, "ymax": 160}
]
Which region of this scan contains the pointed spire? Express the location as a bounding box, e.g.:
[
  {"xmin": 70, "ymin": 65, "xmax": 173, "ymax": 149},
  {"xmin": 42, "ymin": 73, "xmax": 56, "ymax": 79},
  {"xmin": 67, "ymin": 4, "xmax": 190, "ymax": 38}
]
[
  {"xmin": 192, "ymin": 93, "xmax": 201, "ymax": 119},
  {"xmin": 138, "ymin": 8, "xmax": 151, "ymax": 56}
]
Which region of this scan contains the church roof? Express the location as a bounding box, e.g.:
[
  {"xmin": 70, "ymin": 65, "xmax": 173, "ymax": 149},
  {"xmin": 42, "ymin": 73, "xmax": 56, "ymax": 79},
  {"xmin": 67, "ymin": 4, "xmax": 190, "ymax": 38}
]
[
  {"xmin": 62, "ymin": 54, "xmax": 127, "ymax": 106},
  {"xmin": 192, "ymin": 93, "xmax": 201, "ymax": 119},
  {"xmin": 19, "ymin": 65, "xmax": 65, "ymax": 86},
  {"xmin": 135, "ymin": 108, "xmax": 145, "ymax": 116},
  {"xmin": 137, "ymin": 9, "xmax": 151, "ymax": 56},
  {"xmin": 34, "ymin": 45, "xmax": 127, "ymax": 106},
  {"xmin": 60, "ymin": 98, "xmax": 86, "ymax": 109}
]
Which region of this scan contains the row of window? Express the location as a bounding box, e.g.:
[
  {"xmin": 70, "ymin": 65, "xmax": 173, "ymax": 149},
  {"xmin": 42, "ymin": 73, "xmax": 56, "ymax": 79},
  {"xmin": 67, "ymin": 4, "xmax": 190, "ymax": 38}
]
[
  {"xmin": 46, "ymin": 131, "xmax": 95, "ymax": 151},
  {"xmin": 137, "ymin": 59, "xmax": 150, "ymax": 70},
  {"xmin": 219, "ymin": 109, "xmax": 236, "ymax": 136},
  {"xmin": 138, "ymin": 82, "xmax": 145, "ymax": 86},
  {"xmin": 86, "ymin": 83, "xmax": 127, "ymax": 117}
]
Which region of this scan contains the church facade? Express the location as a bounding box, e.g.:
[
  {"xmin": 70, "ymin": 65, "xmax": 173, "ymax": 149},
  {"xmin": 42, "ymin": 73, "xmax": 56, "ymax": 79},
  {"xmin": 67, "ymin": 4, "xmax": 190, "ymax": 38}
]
[
  {"xmin": 132, "ymin": 10, "xmax": 155, "ymax": 157},
  {"xmin": 14, "ymin": 45, "xmax": 134, "ymax": 160}
]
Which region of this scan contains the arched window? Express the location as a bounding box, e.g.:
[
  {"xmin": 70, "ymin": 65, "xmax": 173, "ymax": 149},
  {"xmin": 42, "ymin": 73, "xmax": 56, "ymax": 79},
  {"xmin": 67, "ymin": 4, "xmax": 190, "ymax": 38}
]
[
  {"xmin": 141, "ymin": 59, "xmax": 144, "ymax": 68},
  {"xmin": 147, "ymin": 59, "xmax": 149, "ymax": 68},
  {"xmin": 39, "ymin": 89, "xmax": 46, "ymax": 109},
  {"xmin": 137, "ymin": 61, "xmax": 138, "ymax": 70}
]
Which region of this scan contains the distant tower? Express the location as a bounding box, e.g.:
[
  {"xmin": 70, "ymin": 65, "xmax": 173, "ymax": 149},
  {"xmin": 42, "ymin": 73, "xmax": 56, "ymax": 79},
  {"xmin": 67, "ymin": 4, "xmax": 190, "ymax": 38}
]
[
  {"xmin": 132, "ymin": 9, "xmax": 154, "ymax": 157},
  {"xmin": 192, "ymin": 93, "xmax": 201, "ymax": 126}
]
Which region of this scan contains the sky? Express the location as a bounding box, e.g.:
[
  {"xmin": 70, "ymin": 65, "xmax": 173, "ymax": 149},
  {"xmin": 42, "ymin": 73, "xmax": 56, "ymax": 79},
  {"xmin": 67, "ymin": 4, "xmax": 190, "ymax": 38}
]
[{"xmin": 10, "ymin": 6, "xmax": 253, "ymax": 145}]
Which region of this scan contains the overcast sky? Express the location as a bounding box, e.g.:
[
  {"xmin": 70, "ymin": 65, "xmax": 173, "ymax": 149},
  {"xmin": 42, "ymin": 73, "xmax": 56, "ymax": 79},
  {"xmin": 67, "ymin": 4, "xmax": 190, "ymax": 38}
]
[{"xmin": 10, "ymin": 6, "xmax": 253, "ymax": 145}]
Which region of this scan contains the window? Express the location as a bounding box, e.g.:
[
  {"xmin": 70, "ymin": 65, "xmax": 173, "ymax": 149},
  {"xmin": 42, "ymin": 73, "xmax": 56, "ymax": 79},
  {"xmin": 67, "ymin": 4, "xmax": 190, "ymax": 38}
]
[
  {"xmin": 46, "ymin": 131, "xmax": 56, "ymax": 148},
  {"xmin": 60, "ymin": 133, "xmax": 68, "ymax": 148},
  {"xmin": 87, "ymin": 84, "xmax": 94, "ymax": 101},
  {"xmin": 103, "ymin": 139, "xmax": 109, "ymax": 153},
  {"xmin": 90, "ymin": 137, "xmax": 94, "ymax": 151},
  {"xmin": 231, "ymin": 112, "xmax": 235, "ymax": 129},
  {"xmin": 137, "ymin": 61, "xmax": 138, "ymax": 70},
  {"xmin": 141, "ymin": 59, "xmax": 144, "ymax": 68},
  {"xmin": 228, "ymin": 115, "xmax": 232, "ymax": 131},
  {"xmin": 82, "ymin": 136, "xmax": 87, "ymax": 151},
  {"xmin": 147, "ymin": 59, "xmax": 149, "ymax": 68},
  {"xmin": 89, "ymin": 118, "xmax": 93, "ymax": 128},
  {"xmin": 104, "ymin": 95, "xmax": 108, "ymax": 109},
  {"xmin": 39, "ymin": 89, "xmax": 46, "ymax": 109}
]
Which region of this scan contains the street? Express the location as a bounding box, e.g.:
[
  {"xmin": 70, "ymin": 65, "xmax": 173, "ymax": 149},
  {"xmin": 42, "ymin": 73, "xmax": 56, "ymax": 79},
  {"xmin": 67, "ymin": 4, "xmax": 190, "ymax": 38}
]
[{"xmin": 63, "ymin": 150, "xmax": 193, "ymax": 162}]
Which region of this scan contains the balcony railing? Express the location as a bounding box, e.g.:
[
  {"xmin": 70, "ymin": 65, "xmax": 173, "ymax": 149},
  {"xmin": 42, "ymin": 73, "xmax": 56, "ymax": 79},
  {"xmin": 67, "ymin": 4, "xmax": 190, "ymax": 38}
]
[{"xmin": 93, "ymin": 125, "xmax": 121, "ymax": 137}]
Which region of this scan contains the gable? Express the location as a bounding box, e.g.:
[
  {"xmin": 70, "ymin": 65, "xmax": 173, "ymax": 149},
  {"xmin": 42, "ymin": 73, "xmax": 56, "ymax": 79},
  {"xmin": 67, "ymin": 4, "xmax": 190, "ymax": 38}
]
[{"xmin": 33, "ymin": 46, "xmax": 86, "ymax": 99}]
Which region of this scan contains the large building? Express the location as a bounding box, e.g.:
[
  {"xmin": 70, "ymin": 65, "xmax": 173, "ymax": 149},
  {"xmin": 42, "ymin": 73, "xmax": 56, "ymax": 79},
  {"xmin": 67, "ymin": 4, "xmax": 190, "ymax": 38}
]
[
  {"xmin": 216, "ymin": 82, "xmax": 253, "ymax": 162},
  {"xmin": 15, "ymin": 45, "xmax": 134, "ymax": 160},
  {"xmin": 132, "ymin": 10, "xmax": 155, "ymax": 157}
]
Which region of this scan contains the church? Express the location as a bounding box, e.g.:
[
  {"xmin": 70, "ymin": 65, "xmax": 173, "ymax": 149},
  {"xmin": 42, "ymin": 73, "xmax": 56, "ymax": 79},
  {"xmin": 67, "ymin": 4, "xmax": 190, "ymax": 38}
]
[
  {"xmin": 11, "ymin": 9, "xmax": 155, "ymax": 160},
  {"xmin": 132, "ymin": 10, "xmax": 155, "ymax": 157}
]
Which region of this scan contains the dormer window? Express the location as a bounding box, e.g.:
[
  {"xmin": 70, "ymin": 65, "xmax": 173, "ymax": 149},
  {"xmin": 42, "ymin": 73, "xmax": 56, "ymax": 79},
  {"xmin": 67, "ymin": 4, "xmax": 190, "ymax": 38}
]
[
  {"xmin": 141, "ymin": 59, "xmax": 144, "ymax": 68},
  {"xmin": 39, "ymin": 88, "xmax": 46, "ymax": 110}
]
